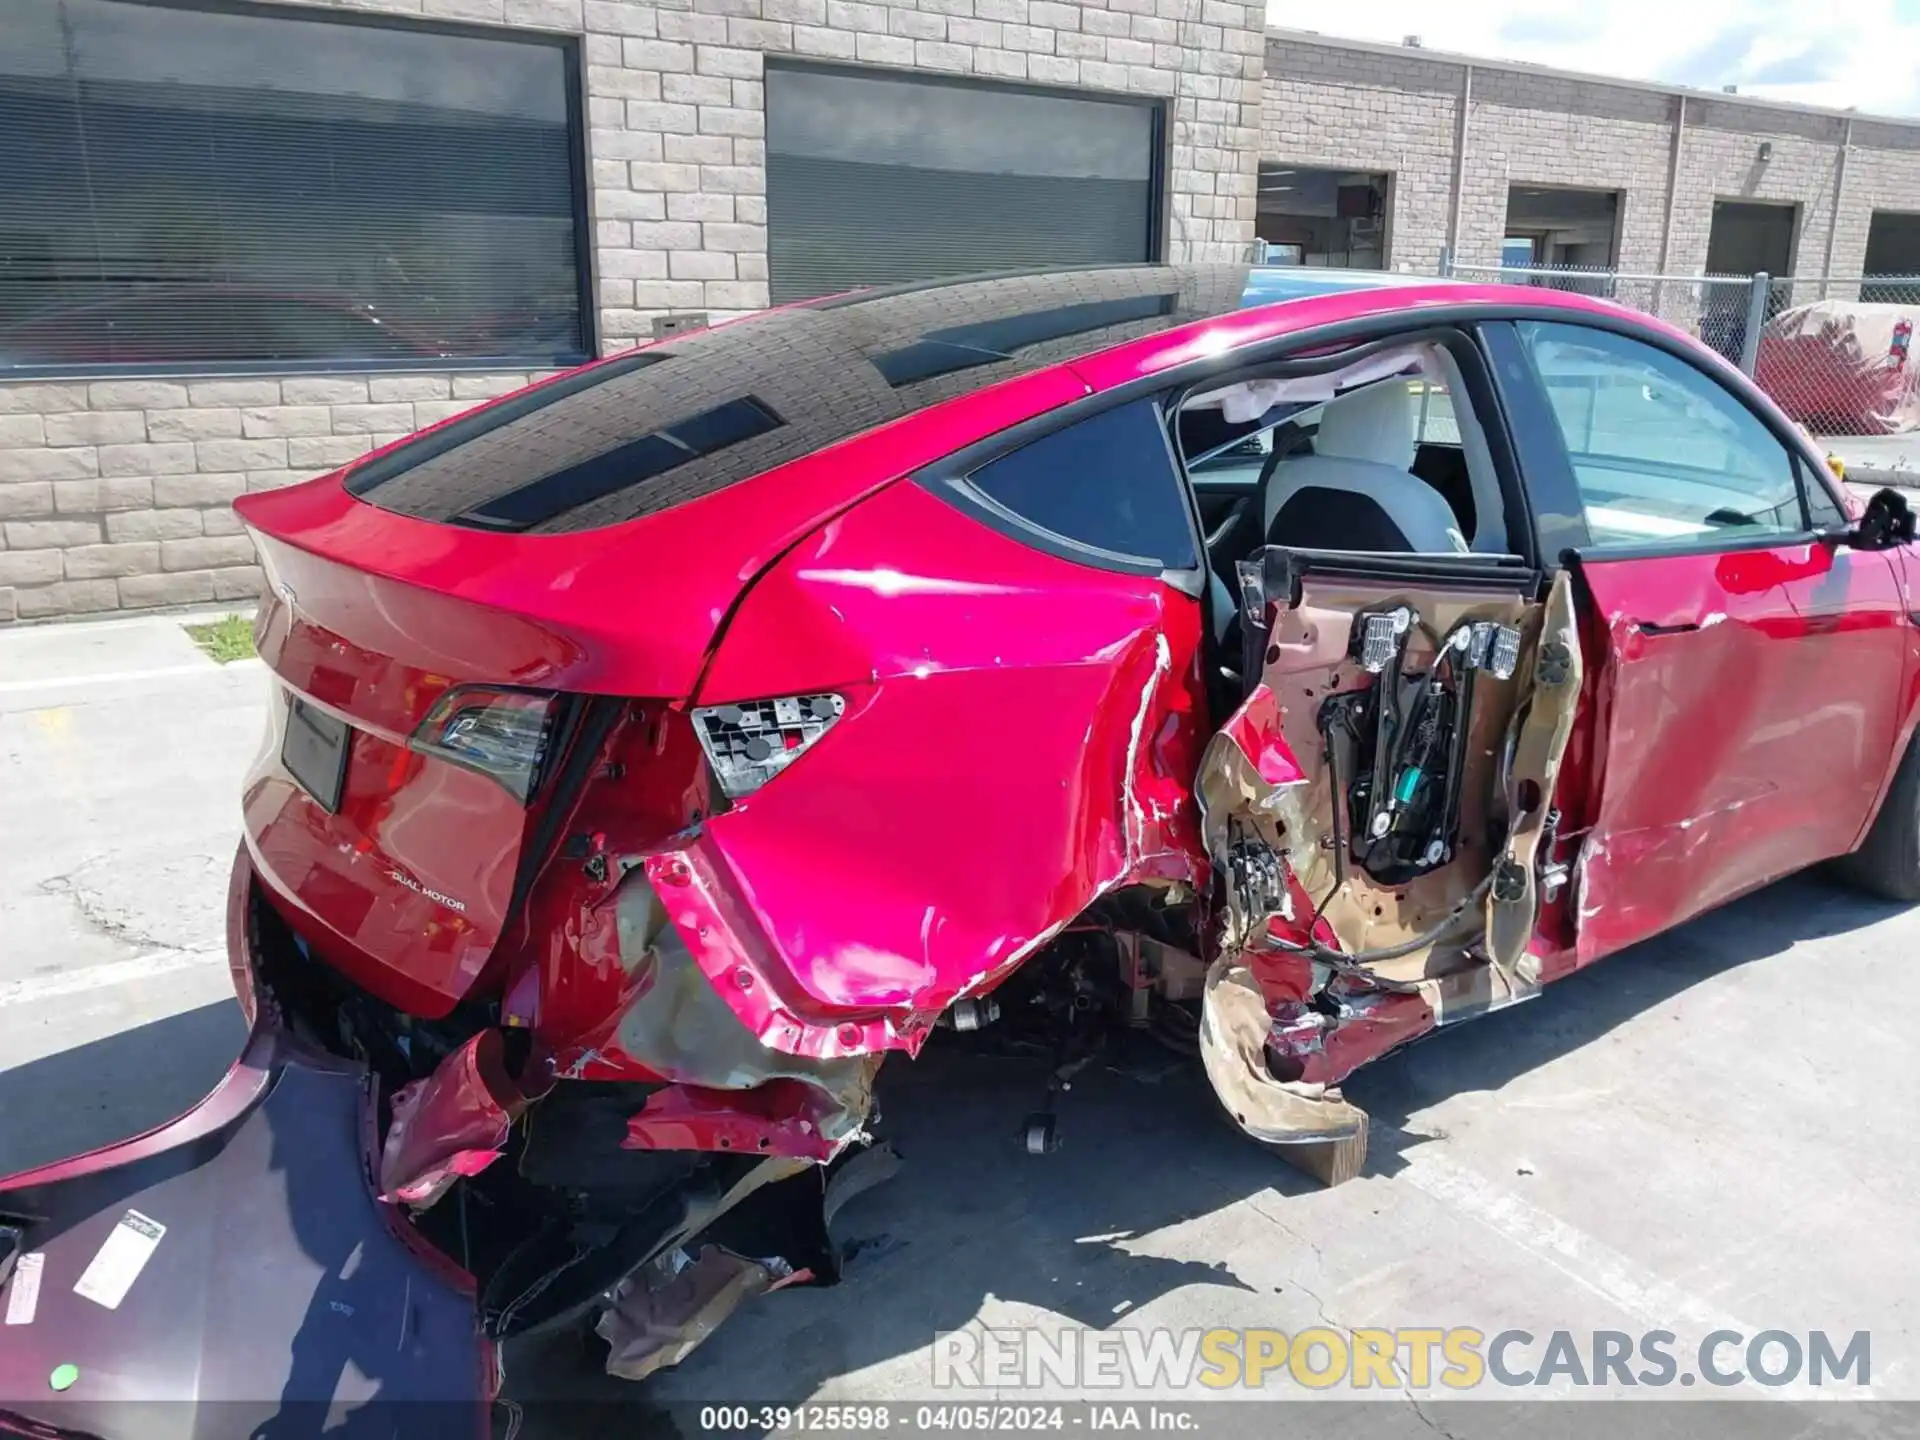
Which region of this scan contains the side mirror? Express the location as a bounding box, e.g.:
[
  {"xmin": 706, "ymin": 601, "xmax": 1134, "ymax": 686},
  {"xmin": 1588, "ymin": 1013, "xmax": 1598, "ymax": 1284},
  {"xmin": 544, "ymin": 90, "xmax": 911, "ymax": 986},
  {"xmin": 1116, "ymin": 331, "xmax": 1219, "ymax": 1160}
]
[{"xmin": 1830, "ymin": 487, "xmax": 1918, "ymax": 551}]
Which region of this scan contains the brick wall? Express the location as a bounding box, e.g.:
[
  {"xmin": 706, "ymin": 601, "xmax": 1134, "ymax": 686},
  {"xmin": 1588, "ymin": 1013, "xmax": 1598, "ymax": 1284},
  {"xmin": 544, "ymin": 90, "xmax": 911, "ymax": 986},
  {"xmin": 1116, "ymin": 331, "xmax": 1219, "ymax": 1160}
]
[
  {"xmin": 1807, "ymin": 120, "xmax": 1920, "ymax": 283},
  {"xmin": 0, "ymin": 0, "xmax": 1264, "ymax": 624},
  {"xmin": 575, "ymin": 0, "xmax": 1266, "ymax": 339},
  {"xmin": 0, "ymin": 371, "xmax": 547, "ymax": 621},
  {"xmin": 1456, "ymin": 71, "xmax": 1677, "ymax": 272},
  {"xmin": 12, "ymin": 12, "xmax": 1920, "ymax": 624},
  {"xmin": 1260, "ymin": 38, "xmax": 1461, "ymax": 273},
  {"xmin": 1259, "ymin": 30, "xmax": 1920, "ymax": 285},
  {"xmin": 1664, "ymin": 102, "xmax": 1850, "ymax": 279}
]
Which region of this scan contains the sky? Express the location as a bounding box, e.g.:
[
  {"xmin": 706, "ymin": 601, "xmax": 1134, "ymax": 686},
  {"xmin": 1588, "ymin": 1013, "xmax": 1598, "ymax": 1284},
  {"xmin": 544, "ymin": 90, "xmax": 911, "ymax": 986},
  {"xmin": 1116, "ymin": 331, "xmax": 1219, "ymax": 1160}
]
[{"xmin": 1266, "ymin": 0, "xmax": 1920, "ymax": 117}]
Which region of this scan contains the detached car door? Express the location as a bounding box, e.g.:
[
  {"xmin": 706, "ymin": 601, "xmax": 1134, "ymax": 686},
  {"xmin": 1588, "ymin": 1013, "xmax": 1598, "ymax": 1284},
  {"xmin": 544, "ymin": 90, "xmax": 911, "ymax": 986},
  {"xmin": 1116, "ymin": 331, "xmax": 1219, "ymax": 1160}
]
[{"xmin": 1489, "ymin": 318, "xmax": 1911, "ymax": 964}]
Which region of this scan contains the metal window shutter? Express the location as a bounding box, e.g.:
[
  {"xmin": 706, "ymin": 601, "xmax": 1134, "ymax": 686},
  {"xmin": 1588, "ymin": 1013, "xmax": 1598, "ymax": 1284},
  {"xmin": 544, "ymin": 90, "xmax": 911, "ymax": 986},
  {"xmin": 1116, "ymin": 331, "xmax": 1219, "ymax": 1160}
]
[
  {"xmin": 764, "ymin": 67, "xmax": 1160, "ymax": 305},
  {"xmin": 767, "ymin": 156, "xmax": 1155, "ymax": 303}
]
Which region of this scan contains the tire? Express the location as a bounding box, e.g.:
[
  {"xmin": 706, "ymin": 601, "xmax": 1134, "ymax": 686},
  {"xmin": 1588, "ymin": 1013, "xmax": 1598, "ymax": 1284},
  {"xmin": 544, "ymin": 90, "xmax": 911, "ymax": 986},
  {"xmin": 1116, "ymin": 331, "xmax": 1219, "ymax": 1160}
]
[{"xmin": 1835, "ymin": 734, "xmax": 1920, "ymax": 901}]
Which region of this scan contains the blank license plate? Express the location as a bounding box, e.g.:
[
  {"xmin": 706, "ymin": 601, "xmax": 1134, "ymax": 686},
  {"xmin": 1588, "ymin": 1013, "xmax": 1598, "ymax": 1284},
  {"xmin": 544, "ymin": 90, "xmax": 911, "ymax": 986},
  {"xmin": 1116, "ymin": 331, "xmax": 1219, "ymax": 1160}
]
[{"xmin": 283, "ymin": 696, "xmax": 351, "ymax": 813}]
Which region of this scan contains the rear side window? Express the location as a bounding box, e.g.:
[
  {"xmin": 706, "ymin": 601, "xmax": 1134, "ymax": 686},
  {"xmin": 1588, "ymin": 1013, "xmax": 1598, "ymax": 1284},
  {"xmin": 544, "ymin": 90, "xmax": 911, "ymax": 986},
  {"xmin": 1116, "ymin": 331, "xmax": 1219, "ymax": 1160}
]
[{"xmin": 962, "ymin": 400, "xmax": 1197, "ymax": 569}]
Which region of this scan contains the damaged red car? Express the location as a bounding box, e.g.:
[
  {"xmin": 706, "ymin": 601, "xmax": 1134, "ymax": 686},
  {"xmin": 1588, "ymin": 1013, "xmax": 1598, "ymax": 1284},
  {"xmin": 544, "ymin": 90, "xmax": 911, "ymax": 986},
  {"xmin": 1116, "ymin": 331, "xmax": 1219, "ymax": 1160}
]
[{"xmin": 7, "ymin": 264, "xmax": 1920, "ymax": 1423}]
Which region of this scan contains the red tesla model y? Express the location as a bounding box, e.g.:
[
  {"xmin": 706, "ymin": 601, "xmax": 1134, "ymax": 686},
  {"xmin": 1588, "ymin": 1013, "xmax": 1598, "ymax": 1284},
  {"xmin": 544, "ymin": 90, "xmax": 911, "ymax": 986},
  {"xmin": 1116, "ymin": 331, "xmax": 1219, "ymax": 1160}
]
[{"xmin": 5, "ymin": 264, "xmax": 1917, "ymax": 1422}]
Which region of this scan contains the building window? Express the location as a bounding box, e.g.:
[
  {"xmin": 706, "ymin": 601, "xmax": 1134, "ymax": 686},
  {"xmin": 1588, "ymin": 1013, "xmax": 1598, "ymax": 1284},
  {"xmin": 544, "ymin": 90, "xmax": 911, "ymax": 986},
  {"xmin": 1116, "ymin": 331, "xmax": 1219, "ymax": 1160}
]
[
  {"xmin": 1256, "ymin": 166, "xmax": 1389, "ymax": 269},
  {"xmin": 764, "ymin": 64, "xmax": 1164, "ymax": 305},
  {"xmin": 0, "ymin": 0, "xmax": 590, "ymax": 375}
]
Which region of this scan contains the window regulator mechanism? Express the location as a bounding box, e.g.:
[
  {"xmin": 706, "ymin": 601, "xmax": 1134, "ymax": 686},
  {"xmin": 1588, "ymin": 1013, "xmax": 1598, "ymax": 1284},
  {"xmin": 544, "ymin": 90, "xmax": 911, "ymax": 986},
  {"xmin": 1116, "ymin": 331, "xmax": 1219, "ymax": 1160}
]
[{"xmin": 1340, "ymin": 607, "xmax": 1522, "ymax": 884}]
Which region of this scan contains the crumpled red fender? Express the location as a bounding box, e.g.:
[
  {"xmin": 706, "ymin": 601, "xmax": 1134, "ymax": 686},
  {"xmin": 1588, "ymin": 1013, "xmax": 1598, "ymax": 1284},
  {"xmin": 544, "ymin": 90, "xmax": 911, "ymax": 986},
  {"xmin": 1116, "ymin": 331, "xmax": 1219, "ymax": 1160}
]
[{"xmin": 379, "ymin": 1029, "xmax": 555, "ymax": 1209}]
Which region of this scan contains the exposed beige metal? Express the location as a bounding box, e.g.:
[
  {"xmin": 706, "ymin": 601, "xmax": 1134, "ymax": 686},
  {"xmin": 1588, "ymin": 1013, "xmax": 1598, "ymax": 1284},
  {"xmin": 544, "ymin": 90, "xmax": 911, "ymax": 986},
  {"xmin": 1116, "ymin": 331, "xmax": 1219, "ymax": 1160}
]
[{"xmin": 1196, "ymin": 565, "xmax": 1582, "ymax": 1186}]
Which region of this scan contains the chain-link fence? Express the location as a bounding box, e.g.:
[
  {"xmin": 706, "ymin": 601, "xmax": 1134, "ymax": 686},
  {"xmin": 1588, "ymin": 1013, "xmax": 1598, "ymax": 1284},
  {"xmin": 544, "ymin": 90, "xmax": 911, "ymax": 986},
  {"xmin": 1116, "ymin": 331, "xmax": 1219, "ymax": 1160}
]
[
  {"xmin": 1754, "ymin": 275, "xmax": 1920, "ymax": 437},
  {"xmin": 1445, "ymin": 262, "xmax": 1763, "ymax": 364},
  {"xmin": 1443, "ymin": 261, "xmax": 1920, "ymax": 438}
]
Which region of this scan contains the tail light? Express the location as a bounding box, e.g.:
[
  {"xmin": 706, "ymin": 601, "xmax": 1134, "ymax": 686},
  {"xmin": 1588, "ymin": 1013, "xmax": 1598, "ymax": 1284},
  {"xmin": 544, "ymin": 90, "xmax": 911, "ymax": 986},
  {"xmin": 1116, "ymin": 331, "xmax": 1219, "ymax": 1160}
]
[
  {"xmin": 693, "ymin": 693, "xmax": 844, "ymax": 799},
  {"xmin": 410, "ymin": 686, "xmax": 558, "ymax": 803}
]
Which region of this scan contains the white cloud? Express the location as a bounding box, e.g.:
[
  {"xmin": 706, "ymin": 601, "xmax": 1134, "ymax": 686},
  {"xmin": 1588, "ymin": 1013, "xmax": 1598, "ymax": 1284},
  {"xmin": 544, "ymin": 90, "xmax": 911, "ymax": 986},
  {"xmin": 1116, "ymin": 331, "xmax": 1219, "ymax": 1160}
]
[{"xmin": 1266, "ymin": 0, "xmax": 1920, "ymax": 117}]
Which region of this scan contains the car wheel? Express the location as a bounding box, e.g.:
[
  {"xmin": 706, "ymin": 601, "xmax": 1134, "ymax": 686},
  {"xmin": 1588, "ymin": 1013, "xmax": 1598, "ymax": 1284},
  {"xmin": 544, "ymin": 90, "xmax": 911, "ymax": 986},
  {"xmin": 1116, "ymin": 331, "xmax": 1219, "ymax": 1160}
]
[{"xmin": 1834, "ymin": 732, "xmax": 1920, "ymax": 902}]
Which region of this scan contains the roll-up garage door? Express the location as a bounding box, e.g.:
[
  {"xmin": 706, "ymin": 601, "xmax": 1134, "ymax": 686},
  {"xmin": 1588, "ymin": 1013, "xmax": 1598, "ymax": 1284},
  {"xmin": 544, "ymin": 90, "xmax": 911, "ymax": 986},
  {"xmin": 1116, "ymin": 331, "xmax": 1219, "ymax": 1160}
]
[{"xmin": 765, "ymin": 65, "xmax": 1163, "ymax": 304}]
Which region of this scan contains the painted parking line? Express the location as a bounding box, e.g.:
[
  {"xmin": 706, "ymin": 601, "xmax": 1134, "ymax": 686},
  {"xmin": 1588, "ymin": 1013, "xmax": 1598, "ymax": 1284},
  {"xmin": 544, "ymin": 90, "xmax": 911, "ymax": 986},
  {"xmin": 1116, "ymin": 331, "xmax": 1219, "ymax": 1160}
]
[
  {"xmin": 0, "ymin": 659, "xmax": 263, "ymax": 696},
  {"xmin": 1403, "ymin": 1151, "xmax": 1752, "ymax": 1335},
  {"xmin": 0, "ymin": 948, "xmax": 224, "ymax": 1009},
  {"xmin": 1400, "ymin": 1151, "xmax": 1878, "ymax": 1398}
]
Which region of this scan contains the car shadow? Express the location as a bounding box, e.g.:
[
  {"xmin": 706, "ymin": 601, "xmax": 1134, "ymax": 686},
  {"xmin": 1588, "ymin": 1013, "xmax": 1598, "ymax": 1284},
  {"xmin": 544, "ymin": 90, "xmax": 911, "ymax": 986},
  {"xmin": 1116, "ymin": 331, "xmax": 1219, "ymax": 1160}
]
[
  {"xmin": 547, "ymin": 871, "xmax": 1904, "ymax": 1427},
  {"xmin": 1346, "ymin": 871, "xmax": 1907, "ymax": 1168},
  {"xmin": 0, "ymin": 999, "xmax": 246, "ymax": 1177},
  {"xmin": 1, "ymin": 874, "xmax": 1900, "ymax": 1436},
  {"xmin": 507, "ymin": 1040, "xmax": 1297, "ymax": 1433}
]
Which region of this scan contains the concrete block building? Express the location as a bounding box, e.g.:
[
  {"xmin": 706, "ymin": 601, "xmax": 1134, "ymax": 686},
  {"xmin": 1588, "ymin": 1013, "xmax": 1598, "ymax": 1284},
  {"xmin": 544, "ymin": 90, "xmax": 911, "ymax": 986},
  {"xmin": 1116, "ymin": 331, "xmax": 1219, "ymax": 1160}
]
[
  {"xmin": 1254, "ymin": 32, "xmax": 1915, "ymax": 284},
  {"xmin": 3, "ymin": 3, "xmax": 1920, "ymax": 622}
]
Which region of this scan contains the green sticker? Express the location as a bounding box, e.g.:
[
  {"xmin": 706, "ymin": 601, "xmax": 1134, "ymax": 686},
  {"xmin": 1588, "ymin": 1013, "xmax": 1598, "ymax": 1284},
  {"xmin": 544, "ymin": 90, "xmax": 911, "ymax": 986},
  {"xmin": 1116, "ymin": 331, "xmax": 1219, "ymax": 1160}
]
[{"xmin": 49, "ymin": 1363, "xmax": 79, "ymax": 1391}]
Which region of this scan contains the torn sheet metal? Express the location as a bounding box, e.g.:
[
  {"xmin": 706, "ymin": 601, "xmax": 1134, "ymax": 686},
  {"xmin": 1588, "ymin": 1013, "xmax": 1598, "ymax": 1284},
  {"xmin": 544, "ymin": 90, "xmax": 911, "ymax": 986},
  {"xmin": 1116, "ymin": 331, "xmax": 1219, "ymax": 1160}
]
[
  {"xmin": 1266, "ymin": 987, "xmax": 1433, "ymax": 1088},
  {"xmin": 597, "ymin": 1245, "xmax": 795, "ymax": 1382},
  {"xmin": 623, "ymin": 1067, "xmax": 880, "ymax": 1163},
  {"xmin": 1196, "ymin": 683, "xmax": 1308, "ymax": 957},
  {"xmin": 1194, "ymin": 554, "xmax": 1585, "ymax": 1172},
  {"xmin": 1254, "ymin": 572, "xmax": 1541, "ymax": 970},
  {"xmin": 1201, "ymin": 564, "xmax": 1556, "ymax": 971},
  {"xmin": 571, "ymin": 867, "xmax": 890, "ymax": 1161},
  {"xmin": 603, "ymin": 867, "xmax": 884, "ymax": 1094},
  {"xmin": 1483, "ymin": 568, "xmax": 1582, "ymax": 992},
  {"xmin": 595, "ymin": 1142, "xmax": 904, "ymax": 1381},
  {"xmin": 1198, "ymin": 956, "xmax": 1367, "ymax": 1145},
  {"xmin": 379, "ymin": 1029, "xmax": 554, "ymax": 1209}
]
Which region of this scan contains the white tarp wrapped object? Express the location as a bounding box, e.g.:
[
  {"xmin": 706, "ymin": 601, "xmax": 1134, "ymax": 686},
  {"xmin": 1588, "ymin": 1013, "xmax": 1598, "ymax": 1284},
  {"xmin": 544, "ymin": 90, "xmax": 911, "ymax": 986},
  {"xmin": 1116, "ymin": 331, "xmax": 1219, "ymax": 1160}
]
[{"xmin": 1755, "ymin": 300, "xmax": 1920, "ymax": 436}]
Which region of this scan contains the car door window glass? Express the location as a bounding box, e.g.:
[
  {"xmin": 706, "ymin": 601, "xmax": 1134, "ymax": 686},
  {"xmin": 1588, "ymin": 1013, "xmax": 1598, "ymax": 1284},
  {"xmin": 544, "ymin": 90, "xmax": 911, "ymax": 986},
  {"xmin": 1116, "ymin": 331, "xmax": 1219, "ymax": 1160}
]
[
  {"xmin": 1517, "ymin": 321, "xmax": 1807, "ymax": 549},
  {"xmin": 964, "ymin": 399, "xmax": 1198, "ymax": 569}
]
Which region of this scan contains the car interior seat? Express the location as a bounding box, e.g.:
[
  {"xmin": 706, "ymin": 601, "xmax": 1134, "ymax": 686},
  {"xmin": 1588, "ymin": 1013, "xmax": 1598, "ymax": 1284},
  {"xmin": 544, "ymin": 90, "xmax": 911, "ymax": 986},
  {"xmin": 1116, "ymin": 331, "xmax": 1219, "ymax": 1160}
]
[{"xmin": 1261, "ymin": 382, "xmax": 1468, "ymax": 553}]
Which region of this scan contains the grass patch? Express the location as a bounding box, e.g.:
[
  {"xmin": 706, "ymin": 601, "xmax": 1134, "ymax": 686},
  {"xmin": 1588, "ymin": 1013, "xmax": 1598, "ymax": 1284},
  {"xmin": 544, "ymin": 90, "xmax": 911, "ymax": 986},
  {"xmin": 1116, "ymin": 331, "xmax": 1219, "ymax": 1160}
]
[{"xmin": 185, "ymin": 613, "xmax": 256, "ymax": 665}]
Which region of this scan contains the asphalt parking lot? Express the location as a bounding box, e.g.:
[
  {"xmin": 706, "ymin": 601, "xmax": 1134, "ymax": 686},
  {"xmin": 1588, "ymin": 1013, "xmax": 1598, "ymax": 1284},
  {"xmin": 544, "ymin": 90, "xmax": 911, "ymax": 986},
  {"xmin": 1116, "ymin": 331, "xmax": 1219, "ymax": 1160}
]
[{"xmin": 3, "ymin": 613, "xmax": 1917, "ymax": 1435}]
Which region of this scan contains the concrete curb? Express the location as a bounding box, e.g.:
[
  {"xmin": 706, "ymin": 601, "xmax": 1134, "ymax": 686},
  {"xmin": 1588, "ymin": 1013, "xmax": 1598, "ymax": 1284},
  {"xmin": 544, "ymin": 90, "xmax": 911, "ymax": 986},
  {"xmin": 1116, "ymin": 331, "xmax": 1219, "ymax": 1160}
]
[
  {"xmin": 1845, "ymin": 467, "xmax": 1919, "ymax": 490},
  {"xmin": 4, "ymin": 599, "xmax": 259, "ymax": 632}
]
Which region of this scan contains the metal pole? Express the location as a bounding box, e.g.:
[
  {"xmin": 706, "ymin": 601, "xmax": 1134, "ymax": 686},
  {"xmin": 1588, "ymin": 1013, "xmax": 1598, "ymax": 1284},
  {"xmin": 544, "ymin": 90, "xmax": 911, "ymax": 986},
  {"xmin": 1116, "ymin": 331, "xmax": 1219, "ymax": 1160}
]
[
  {"xmin": 1739, "ymin": 271, "xmax": 1769, "ymax": 376},
  {"xmin": 1445, "ymin": 63, "xmax": 1473, "ymax": 268},
  {"xmin": 1819, "ymin": 116, "xmax": 1854, "ymax": 300},
  {"xmin": 1654, "ymin": 93, "xmax": 1687, "ymax": 317}
]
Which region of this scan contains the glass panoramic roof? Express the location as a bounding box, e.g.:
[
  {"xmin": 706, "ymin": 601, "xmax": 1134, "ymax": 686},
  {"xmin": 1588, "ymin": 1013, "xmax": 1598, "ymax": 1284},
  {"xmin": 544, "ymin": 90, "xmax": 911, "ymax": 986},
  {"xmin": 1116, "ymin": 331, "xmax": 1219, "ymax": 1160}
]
[{"xmin": 346, "ymin": 264, "xmax": 1411, "ymax": 534}]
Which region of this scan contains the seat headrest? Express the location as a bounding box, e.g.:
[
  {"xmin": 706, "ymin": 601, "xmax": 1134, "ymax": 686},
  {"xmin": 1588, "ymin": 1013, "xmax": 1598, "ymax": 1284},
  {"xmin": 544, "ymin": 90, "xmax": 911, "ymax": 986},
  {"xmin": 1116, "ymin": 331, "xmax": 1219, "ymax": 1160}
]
[{"xmin": 1315, "ymin": 383, "xmax": 1418, "ymax": 471}]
